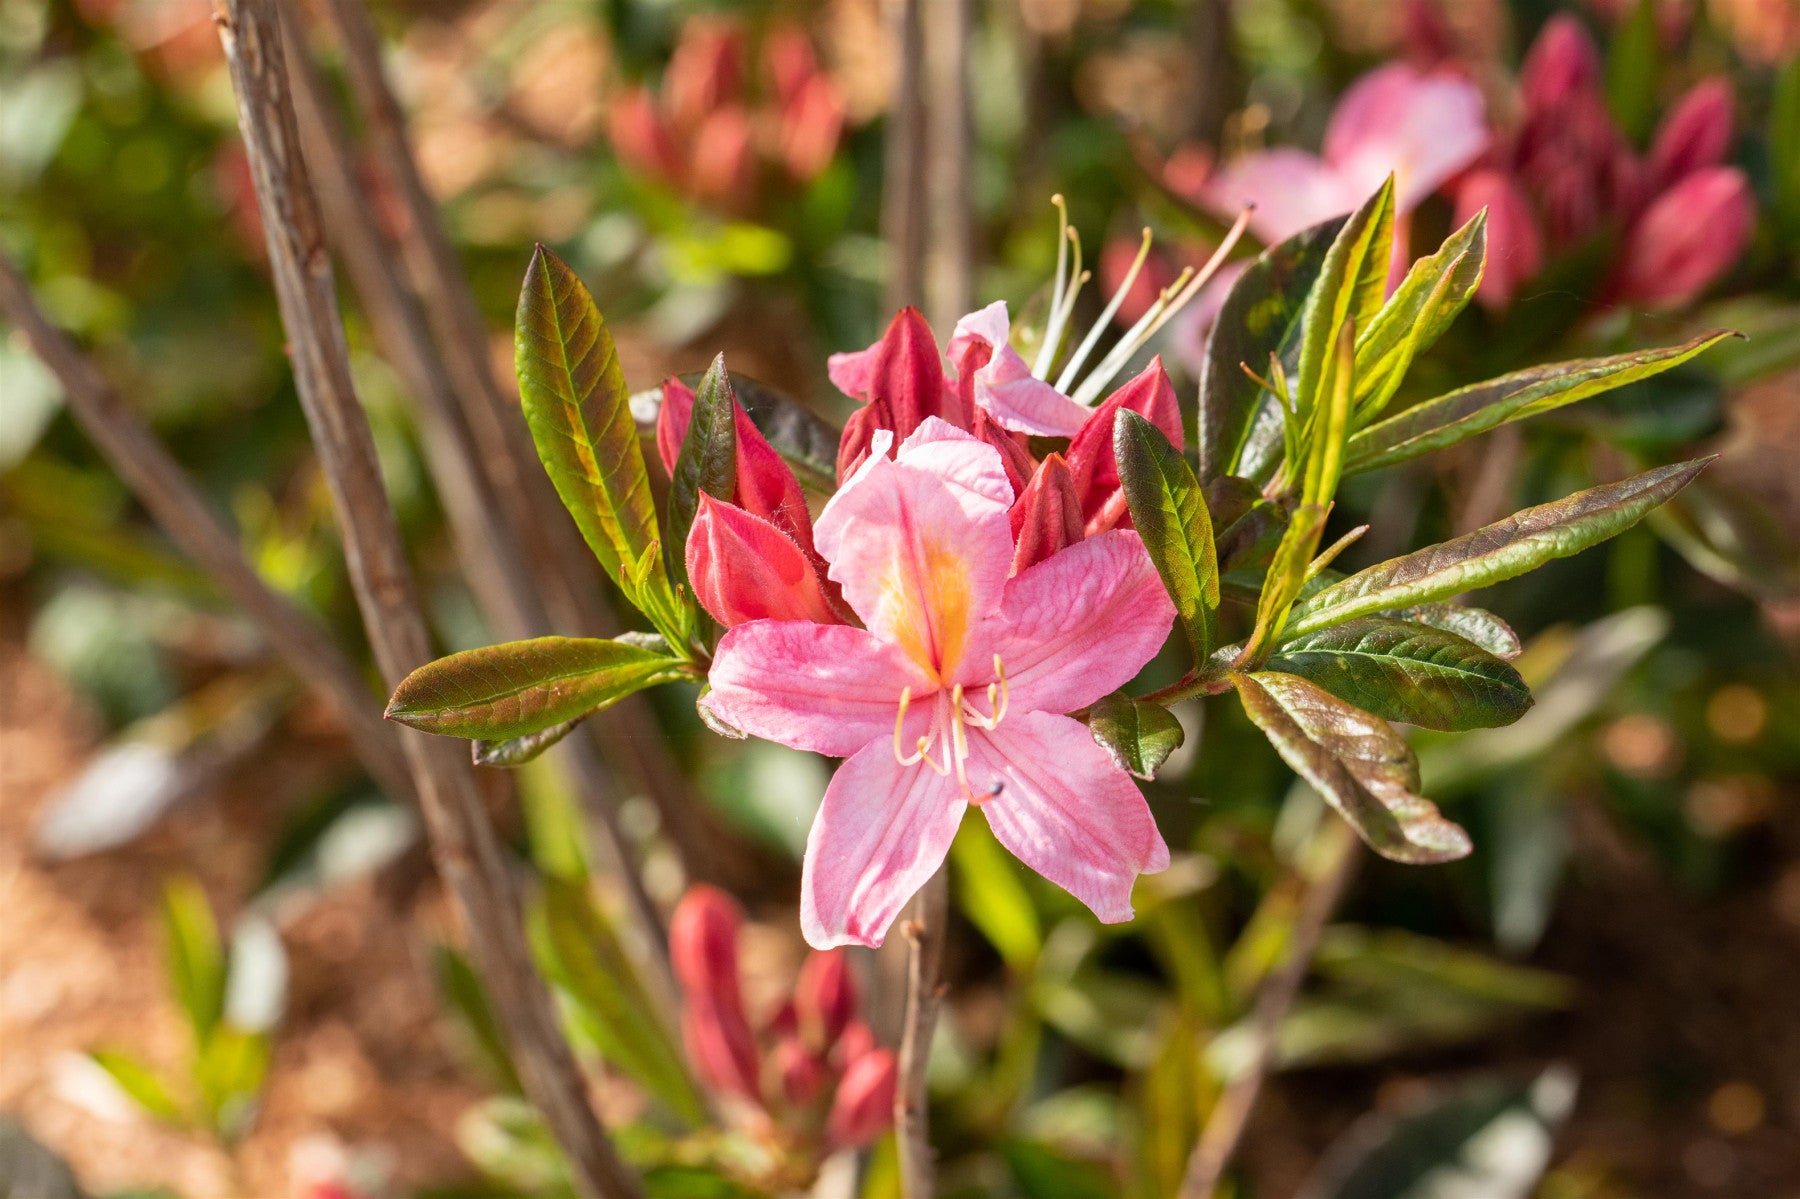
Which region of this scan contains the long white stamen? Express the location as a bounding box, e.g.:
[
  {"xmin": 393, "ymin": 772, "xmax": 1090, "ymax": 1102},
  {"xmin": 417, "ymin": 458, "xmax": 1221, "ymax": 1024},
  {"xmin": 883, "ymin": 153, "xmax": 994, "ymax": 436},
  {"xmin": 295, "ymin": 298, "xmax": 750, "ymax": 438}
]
[
  {"xmin": 1032, "ymin": 195, "xmax": 1073, "ymax": 378},
  {"xmin": 1057, "ymin": 227, "xmax": 1153, "ymax": 394},
  {"xmin": 893, "ymin": 687, "xmax": 924, "ymax": 765},
  {"xmin": 1036, "ymin": 230, "xmax": 1087, "ymax": 380}
]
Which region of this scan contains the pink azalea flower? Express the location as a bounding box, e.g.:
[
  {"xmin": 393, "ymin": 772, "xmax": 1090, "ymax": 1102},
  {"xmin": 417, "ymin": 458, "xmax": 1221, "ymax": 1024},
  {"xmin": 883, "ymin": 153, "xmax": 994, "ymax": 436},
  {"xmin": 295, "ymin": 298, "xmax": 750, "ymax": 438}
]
[{"xmin": 701, "ymin": 419, "xmax": 1174, "ymax": 948}]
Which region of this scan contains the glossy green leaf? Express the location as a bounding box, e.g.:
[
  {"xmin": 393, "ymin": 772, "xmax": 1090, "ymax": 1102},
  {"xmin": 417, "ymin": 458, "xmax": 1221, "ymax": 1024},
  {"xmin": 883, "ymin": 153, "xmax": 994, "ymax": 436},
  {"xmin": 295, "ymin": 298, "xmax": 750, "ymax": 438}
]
[
  {"xmin": 1004, "ymin": 1140, "xmax": 1116, "ymax": 1199},
  {"xmin": 1267, "ymin": 617, "xmax": 1531, "ymax": 731},
  {"xmin": 1288, "ymin": 459, "xmax": 1712, "ymax": 637},
  {"xmin": 88, "ymin": 1051, "xmax": 187, "ymax": 1124},
  {"xmin": 528, "ymin": 879, "xmax": 707, "ymax": 1126},
  {"xmin": 1087, "ymin": 692, "xmax": 1185, "ymax": 780},
  {"xmin": 160, "ymin": 876, "xmax": 225, "ymax": 1046},
  {"xmin": 1300, "ymin": 319, "xmax": 1356, "ymax": 508},
  {"xmin": 387, "ymin": 636, "xmax": 688, "ymax": 741},
  {"xmin": 1346, "ymin": 332, "xmax": 1732, "ymax": 475},
  {"xmin": 1199, "ymin": 215, "xmax": 1348, "ymax": 482},
  {"xmin": 516, "ymin": 247, "xmax": 677, "ymax": 634},
  {"xmin": 663, "ymin": 353, "xmax": 738, "ymax": 594},
  {"xmin": 432, "ymin": 945, "xmax": 523, "ymax": 1094},
  {"xmin": 1233, "ymin": 670, "xmax": 1471, "ymax": 863},
  {"xmin": 1352, "ymin": 211, "xmax": 1486, "ymax": 420},
  {"xmin": 1115, "ymin": 410, "xmax": 1218, "ymax": 659},
  {"xmin": 1243, "ymin": 503, "xmax": 1328, "ymax": 665},
  {"xmin": 1382, "ymin": 602, "xmax": 1521, "ymax": 659},
  {"xmin": 472, "ymin": 718, "xmax": 582, "ymax": 767},
  {"xmin": 1294, "ymin": 179, "xmax": 1394, "ymax": 426}
]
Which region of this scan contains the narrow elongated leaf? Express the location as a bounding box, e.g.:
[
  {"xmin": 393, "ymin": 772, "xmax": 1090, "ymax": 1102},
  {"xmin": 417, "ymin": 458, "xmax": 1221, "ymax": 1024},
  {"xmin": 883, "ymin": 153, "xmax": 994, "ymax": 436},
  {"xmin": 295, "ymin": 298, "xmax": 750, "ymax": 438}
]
[
  {"xmin": 1301, "ymin": 320, "xmax": 1356, "ymax": 507},
  {"xmin": 1234, "ymin": 670, "xmax": 1471, "ymax": 863},
  {"xmin": 88, "ymin": 1051, "xmax": 187, "ymax": 1123},
  {"xmin": 529, "ymin": 879, "xmax": 707, "ymax": 1126},
  {"xmin": 1346, "ymin": 332, "xmax": 1732, "ymax": 474},
  {"xmin": 949, "ymin": 814, "xmax": 1042, "ymax": 970},
  {"xmin": 1294, "ymin": 180, "xmax": 1394, "ymax": 426},
  {"xmin": 472, "ymin": 719, "xmax": 582, "ymax": 767},
  {"xmin": 1384, "ymin": 602, "xmax": 1521, "ymax": 659},
  {"xmin": 516, "ymin": 248, "xmax": 677, "ymax": 631},
  {"xmin": 1087, "ymin": 692, "xmax": 1185, "ymax": 780},
  {"xmin": 1115, "ymin": 410, "xmax": 1218, "ymax": 659},
  {"xmin": 1243, "ymin": 503, "xmax": 1329, "ymax": 665},
  {"xmin": 1267, "ymin": 617, "xmax": 1532, "ymax": 731},
  {"xmin": 1352, "ymin": 212, "xmax": 1486, "ymax": 419},
  {"xmin": 1200, "ymin": 216, "xmax": 1347, "ymax": 482},
  {"xmin": 387, "ymin": 636, "xmax": 688, "ymax": 740},
  {"xmin": 663, "ymin": 353, "xmax": 738, "ymax": 594},
  {"xmin": 432, "ymin": 946, "xmax": 522, "ymax": 1093},
  {"xmin": 1288, "ymin": 459, "xmax": 1712, "ymax": 637},
  {"xmin": 636, "ymin": 373, "xmax": 842, "ymax": 493},
  {"xmin": 160, "ymin": 876, "xmax": 225, "ymax": 1046}
]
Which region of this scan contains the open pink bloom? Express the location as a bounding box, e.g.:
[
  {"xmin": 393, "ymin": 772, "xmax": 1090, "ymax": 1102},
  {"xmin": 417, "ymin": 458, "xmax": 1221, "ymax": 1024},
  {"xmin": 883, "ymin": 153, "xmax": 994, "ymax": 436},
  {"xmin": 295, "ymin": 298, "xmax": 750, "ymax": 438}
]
[{"xmin": 702, "ymin": 419, "xmax": 1174, "ymax": 948}]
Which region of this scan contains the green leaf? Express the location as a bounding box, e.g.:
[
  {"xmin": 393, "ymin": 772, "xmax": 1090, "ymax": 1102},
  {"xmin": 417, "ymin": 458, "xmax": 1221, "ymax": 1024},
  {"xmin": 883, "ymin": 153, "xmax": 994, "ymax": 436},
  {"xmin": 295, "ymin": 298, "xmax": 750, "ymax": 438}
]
[
  {"xmin": 472, "ymin": 718, "xmax": 583, "ymax": 767},
  {"xmin": 1300, "ymin": 319, "xmax": 1356, "ymax": 508},
  {"xmin": 88, "ymin": 1051, "xmax": 187, "ymax": 1124},
  {"xmin": 1382, "ymin": 602, "xmax": 1521, "ymax": 659},
  {"xmin": 516, "ymin": 247, "xmax": 678, "ymax": 635},
  {"xmin": 1267, "ymin": 617, "xmax": 1532, "ymax": 732},
  {"xmin": 1352, "ymin": 211, "xmax": 1486, "ymax": 421},
  {"xmin": 1288, "ymin": 458, "xmax": 1712, "ymax": 637},
  {"xmin": 1199, "ymin": 215, "xmax": 1348, "ymax": 482},
  {"xmin": 529, "ymin": 879, "xmax": 707, "ymax": 1126},
  {"xmin": 1003, "ymin": 1140, "xmax": 1116, "ymax": 1199},
  {"xmin": 1774, "ymin": 57, "xmax": 1800, "ymax": 230},
  {"xmin": 1606, "ymin": 0, "xmax": 1660, "ymax": 142},
  {"xmin": 194, "ymin": 1027, "xmax": 269, "ymax": 1142},
  {"xmin": 1087, "ymin": 692, "xmax": 1185, "ymax": 780},
  {"xmin": 1345, "ymin": 332, "xmax": 1733, "ymax": 474},
  {"xmin": 1114, "ymin": 410, "xmax": 1218, "ymax": 659},
  {"xmin": 432, "ymin": 945, "xmax": 523, "ymax": 1094},
  {"xmin": 1293, "ymin": 179, "xmax": 1394, "ymax": 428},
  {"xmin": 386, "ymin": 636, "xmax": 688, "ymax": 741},
  {"xmin": 1243, "ymin": 503, "xmax": 1329, "ymax": 665},
  {"xmin": 159, "ymin": 876, "xmax": 225, "ymax": 1046},
  {"xmin": 950, "ymin": 813, "xmax": 1042, "ymax": 970},
  {"xmin": 1233, "ymin": 671, "xmax": 1471, "ymax": 863},
  {"xmin": 663, "ymin": 353, "xmax": 738, "ymax": 595}
]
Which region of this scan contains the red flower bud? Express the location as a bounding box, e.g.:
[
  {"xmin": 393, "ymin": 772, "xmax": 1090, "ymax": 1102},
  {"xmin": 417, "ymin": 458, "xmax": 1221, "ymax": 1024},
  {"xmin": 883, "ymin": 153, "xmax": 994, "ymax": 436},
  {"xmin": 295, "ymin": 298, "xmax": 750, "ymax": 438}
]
[
  {"xmin": 1520, "ymin": 15, "xmax": 1602, "ymax": 113},
  {"xmin": 794, "ymin": 950, "xmax": 857, "ymax": 1053},
  {"xmin": 1648, "ymin": 78, "xmax": 1735, "ymax": 191},
  {"xmin": 771, "ymin": 1035, "xmax": 828, "ymax": 1108},
  {"xmin": 687, "ymin": 495, "xmax": 839, "ymax": 627},
  {"xmin": 665, "ymin": 17, "xmax": 745, "ymax": 137},
  {"xmin": 688, "ymin": 106, "xmax": 756, "ymax": 207},
  {"xmin": 670, "ymin": 886, "xmax": 761, "ymax": 1098},
  {"xmin": 1064, "ymin": 357, "xmax": 1181, "ymax": 532},
  {"xmin": 972, "ymin": 406, "xmax": 1035, "ymax": 499},
  {"xmin": 778, "ymin": 74, "xmax": 846, "ymax": 184},
  {"xmin": 834, "ymin": 1019, "xmax": 876, "ymax": 1070},
  {"xmin": 1453, "ymin": 169, "xmax": 1543, "ymax": 310},
  {"xmin": 825, "ymin": 1047, "xmax": 897, "ymax": 1149},
  {"xmin": 764, "ymin": 26, "xmax": 820, "ymax": 109},
  {"xmin": 1616, "ymin": 166, "xmax": 1753, "ymax": 310},
  {"xmin": 1009, "ymin": 454, "xmax": 1085, "ymax": 575},
  {"xmin": 834, "ymin": 307, "xmax": 962, "ymax": 481},
  {"xmin": 658, "ymin": 377, "xmax": 816, "ymax": 553},
  {"xmin": 606, "ymin": 86, "xmax": 680, "ymax": 182}
]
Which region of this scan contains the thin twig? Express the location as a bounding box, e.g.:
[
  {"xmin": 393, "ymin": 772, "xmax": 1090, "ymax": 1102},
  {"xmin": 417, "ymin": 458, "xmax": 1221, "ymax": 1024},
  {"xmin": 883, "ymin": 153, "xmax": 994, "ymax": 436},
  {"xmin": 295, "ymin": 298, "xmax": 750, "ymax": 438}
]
[
  {"xmin": 921, "ymin": 0, "xmax": 971, "ymax": 333},
  {"xmin": 1177, "ymin": 823, "xmax": 1360, "ymax": 1199},
  {"xmin": 280, "ymin": 8, "xmax": 673, "ymax": 993},
  {"xmin": 882, "ymin": 0, "xmax": 926, "ymax": 314},
  {"xmin": 0, "ymin": 251, "xmax": 415, "ymax": 808},
  {"xmin": 209, "ymin": 1, "xmax": 641, "ymax": 1194},
  {"xmin": 895, "ymin": 867, "xmax": 949, "ymax": 1199}
]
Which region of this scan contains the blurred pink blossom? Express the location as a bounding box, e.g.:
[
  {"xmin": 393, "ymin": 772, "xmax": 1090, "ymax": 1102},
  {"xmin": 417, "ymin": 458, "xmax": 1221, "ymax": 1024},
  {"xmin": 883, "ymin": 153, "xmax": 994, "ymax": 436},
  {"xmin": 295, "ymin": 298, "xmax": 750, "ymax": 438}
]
[
  {"xmin": 1615, "ymin": 166, "xmax": 1755, "ymax": 309},
  {"xmin": 1453, "ymin": 169, "xmax": 1544, "ymax": 310}
]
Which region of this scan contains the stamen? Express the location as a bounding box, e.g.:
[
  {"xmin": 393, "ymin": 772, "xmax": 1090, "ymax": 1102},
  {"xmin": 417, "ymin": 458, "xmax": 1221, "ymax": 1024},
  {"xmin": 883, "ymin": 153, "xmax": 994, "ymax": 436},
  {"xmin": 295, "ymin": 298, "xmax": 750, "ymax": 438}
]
[
  {"xmin": 893, "ymin": 686, "xmax": 923, "ymax": 765},
  {"xmin": 1057, "ymin": 226, "xmax": 1153, "ymax": 394},
  {"xmin": 1032, "ymin": 195, "xmax": 1072, "ymax": 379},
  {"xmin": 1036, "ymin": 230, "xmax": 1087, "ymax": 380}
]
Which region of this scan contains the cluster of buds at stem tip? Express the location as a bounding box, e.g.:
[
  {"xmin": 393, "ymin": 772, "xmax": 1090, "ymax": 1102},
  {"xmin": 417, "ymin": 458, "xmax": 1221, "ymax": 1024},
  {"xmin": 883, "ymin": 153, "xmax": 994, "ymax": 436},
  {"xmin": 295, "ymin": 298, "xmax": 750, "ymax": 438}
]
[{"xmin": 670, "ymin": 886, "xmax": 896, "ymax": 1150}]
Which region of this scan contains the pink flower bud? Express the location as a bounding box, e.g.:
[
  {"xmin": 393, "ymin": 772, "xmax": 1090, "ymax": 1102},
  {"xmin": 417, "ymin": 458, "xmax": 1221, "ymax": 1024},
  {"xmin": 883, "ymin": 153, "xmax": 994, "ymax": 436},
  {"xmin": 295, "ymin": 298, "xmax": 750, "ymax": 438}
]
[
  {"xmin": 1520, "ymin": 15, "xmax": 1602, "ymax": 113},
  {"xmin": 833, "ymin": 307, "xmax": 961, "ymax": 481},
  {"xmin": 670, "ymin": 886, "xmax": 761, "ymax": 1098},
  {"xmin": 835, "ymin": 1020, "xmax": 876, "ymax": 1069},
  {"xmin": 778, "ymin": 74, "xmax": 845, "ymax": 183},
  {"xmin": 972, "ymin": 406, "xmax": 1035, "ymax": 499},
  {"xmin": 764, "ymin": 26, "xmax": 820, "ymax": 110},
  {"xmin": 1453, "ymin": 169, "xmax": 1543, "ymax": 310},
  {"xmin": 825, "ymin": 1047, "xmax": 897, "ymax": 1149},
  {"xmin": 1648, "ymin": 78, "xmax": 1735, "ymax": 191},
  {"xmin": 688, "ymin": 106, "xmax": 756, "ymax": 207},
  {"xmin": 657, "ymin": 376, "xmax": 816, "ymax": 553},
  {"xmin": 1402, "ymin": 0, "xmax": 1456, "ymax": 66},
  {"xmin": 687, "ymin": 495, "xmax": 839, "ymax": 628},
  {"xmin": 771, "ymin": 1035, "xmax": 828, "ymax": 1108},
  {"xmin": 1616, "ymin": 166, "xmax": 1754, "ymax": 310},
  {"xmin": 1064, "ymin": 358, "xmax": 1181, "ymax": 532},
  {"xmin": 606, "ymin": 86, "xmax": 680, "ymax": 182},
  {"xmin": 1009, "ymin": 454, "xmax": 1085, "ymax": 575},
  {"xmin": 665, "ymin": 17, "xmax": 745, "ymax": 137},
  {"xmin": 794, "ymin": 950, "xmax": 857, "ymax": 1053}
]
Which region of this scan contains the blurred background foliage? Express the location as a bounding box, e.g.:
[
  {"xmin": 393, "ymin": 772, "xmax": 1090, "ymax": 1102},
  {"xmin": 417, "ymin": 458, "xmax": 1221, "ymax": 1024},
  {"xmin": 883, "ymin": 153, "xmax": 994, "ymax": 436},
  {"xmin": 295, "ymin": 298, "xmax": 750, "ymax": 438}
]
[{"xmin": 2, "ymin": 0, "xmax": 1799, "ymax": 1196}]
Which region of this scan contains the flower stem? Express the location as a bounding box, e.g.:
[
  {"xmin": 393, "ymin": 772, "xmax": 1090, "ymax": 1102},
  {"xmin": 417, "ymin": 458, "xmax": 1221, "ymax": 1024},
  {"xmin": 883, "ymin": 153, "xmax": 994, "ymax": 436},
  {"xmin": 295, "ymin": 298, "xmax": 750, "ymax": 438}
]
[{"xmin": 896, "ymin": 866, "xmax": 949, "ymax": 1198}]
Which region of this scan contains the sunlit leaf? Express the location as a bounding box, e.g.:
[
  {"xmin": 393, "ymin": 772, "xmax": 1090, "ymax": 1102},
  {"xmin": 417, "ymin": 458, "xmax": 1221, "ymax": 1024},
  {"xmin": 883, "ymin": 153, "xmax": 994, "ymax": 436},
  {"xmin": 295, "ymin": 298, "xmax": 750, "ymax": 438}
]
[
  {"xmin": 194, "ymin": 1026, "xmax": 269, "ymax": 1142},
  {"xmin": 1352, "ymin": 211, "xmax": 1486, "ymax": 420},
  {"xmin": 387, "ymin": 636, "xmax": 688, "ymax": 741},
  {"xmin": 1114, "ymin": 410, "xmax": 1218, "ymax": 659},
  {"xmin": 1199, "ymin": 216, "xmax": 1347, "ymax": 482},
  {"xmin": 160, "ymin": 876, "xmax": 226, "ymax": 1047},
  {"xmin": 88, "ymin": 1051, "xmax": 187, "ymax": 1124},
  {"xmin": 663, "ymin": 353, "xmax": 738, "ymax": 594},
  {"xmin": 1233, "ymin": 671, "xmax": 1471, "ymax": 863},
  {"xmin": 1243, "ymin": 503, "xmax": 1329, "ymax": 665},
  {"xmin": 1267, "ymin": 617, "xmax": 1531, "ymax": 731},
  {"xmin": 950, "ymin": 813, "xmax": 1042, "ymax": 970},
  {"xmin": 1087, "ymin": 692, "xmax": 1185, "ymax": 780},
  {"xmin": 1288, "ymin": 459, "xmax": 1712, "ymax": 637},
  {"xmin": 1294, "ymin": 179, "xmax": 1394, "ymax": 426},
  {"xmin": 1382, "ymin": 602, "xmax": 1521, "ymax": 660},
  {"xmin": 1346, "ymin": 333, "xmax": 1732, "ymax": 475}
]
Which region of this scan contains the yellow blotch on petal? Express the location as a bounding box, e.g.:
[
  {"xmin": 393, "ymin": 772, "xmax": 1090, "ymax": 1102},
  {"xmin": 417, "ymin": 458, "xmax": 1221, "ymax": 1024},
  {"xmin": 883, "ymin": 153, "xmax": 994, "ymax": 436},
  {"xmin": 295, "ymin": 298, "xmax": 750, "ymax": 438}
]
[{"xmin": 880, "ymin": 538, "xmax": 972, "ymax": 680}]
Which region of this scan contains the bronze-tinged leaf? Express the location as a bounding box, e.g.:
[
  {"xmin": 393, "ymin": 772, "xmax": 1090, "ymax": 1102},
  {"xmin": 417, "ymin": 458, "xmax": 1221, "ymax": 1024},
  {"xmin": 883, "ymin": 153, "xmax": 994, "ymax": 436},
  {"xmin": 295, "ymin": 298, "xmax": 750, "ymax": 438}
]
[
  {"xmin": 1234, "ymin": 670, "xmax": 1472, "ymax": 864},
  {"xmin": 1293, "ymin": 179, "xmax": 1394, "ymax": 428},
  {"xmin": 1087, "ymin": 692, "xmax": 1185, "ymax": 780},
  {"xmin": 1199, "ymin": 215, "xmax": 1348, "ymax": 483},
  {"xmin": 663, "ymin": 353, "xmax": 738, "ymax": 593},
  {"xmin": 1267, "ymin": 616, "xmax": 1532, "ymax": 731},
  {"xmin": 515, "ymin": 248, "xmax": 674, "ymax": 625},
  {"xmin": 1288, "ymin": 458, "xmax": 1713, "ymax": 637},
  {"xmin": 1346, "ymin": 332, "xmax": 1734, "ymax": 475},
  {"xmin": 1115, "ymin": 410, "xmax": 1219, "ymax": 660},
  {"xmin": 1383, "ymin": 602, "xmax": 1522, "ymax": 659},
  {"xmin": 633, "ymin": 373, "xmax": 842, "ymax": 494},
  {"xmin": 1352, "ymin": 211, "xmax": 1486, "ymax": 420},
  {"xmin": 387, "ymin": 636, "xmax": 688, "ymax": 741}
]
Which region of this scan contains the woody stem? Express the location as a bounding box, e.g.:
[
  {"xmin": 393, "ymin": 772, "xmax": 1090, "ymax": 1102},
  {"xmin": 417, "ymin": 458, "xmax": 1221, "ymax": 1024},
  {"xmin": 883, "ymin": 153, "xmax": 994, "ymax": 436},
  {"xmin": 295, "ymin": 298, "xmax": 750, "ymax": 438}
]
[{"xmin": 896, "ymin": 865, "xmax": 949, "ymax": 1199}]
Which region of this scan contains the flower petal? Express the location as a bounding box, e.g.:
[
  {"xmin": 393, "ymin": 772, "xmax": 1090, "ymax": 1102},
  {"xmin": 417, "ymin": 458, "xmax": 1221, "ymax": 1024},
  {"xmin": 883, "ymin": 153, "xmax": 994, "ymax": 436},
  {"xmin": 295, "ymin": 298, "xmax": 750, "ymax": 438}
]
[
  {"xmin": 814, "ymin": 423, "xmax": 1014, "ymax": 680},
  {"xmin": 828, "ymin": 347, "xmax": 879, "ymax": 399},
  {"xmin": 702, "ymin": 620, "xmax": 931, "ymax": 756},
  {"xmin": 996, "ymin": 530, "xmax": 1175, "ymax": 714},
  {"xmin": 1323, "ymin": 64, "xmax": 1490, "ymax": 213},
  {"xmin": 1203, "ymin": 148, "xmax": 1360, "ymax": 245},
  {"xmin": 800, "ymin": 739, "xmax": 967, "ymax": 948},
  {"xmin": 973, "ymin": 343, "xmax": 1091, "ymax": 438},
  {"xmin": 947, "ymin": 300, "xmax": 1011, "ymax": 365},
  {"xmin": 968, "ymin": 712, "xmax": 1169, "ymax": 924},
  {"xmin": 687, "ymin": 495, "xmax": 839, "ymax": 627}
]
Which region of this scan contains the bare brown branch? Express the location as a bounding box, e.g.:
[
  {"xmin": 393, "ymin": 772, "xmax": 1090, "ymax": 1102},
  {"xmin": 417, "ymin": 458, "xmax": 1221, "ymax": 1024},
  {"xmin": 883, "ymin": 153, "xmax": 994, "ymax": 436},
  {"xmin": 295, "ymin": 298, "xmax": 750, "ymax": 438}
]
[
  {"xmin": 882, "ymin": 0, "xmax": 927, "ymax": 314},
  {"xmin": 895, "ymin": 866, "xmax": 948, "ymax": 1199},
  {"xmin": 209, "ymin": 0, "xmax": 641, "ymax": 1193}
]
